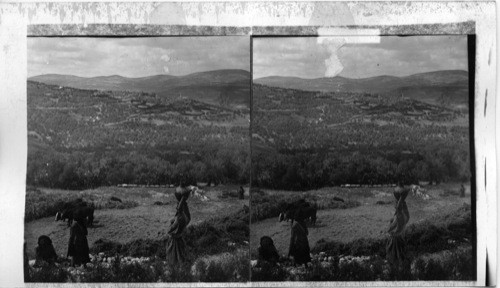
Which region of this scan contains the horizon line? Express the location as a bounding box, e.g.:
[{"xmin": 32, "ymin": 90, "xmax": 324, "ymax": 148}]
[
  {"xmin": 28, "ymin": 68, "xmax": 251, "ymax": 79},
  {"xmin": 253, "ymin": 69, "xmax": 469, "ymax": 81}
]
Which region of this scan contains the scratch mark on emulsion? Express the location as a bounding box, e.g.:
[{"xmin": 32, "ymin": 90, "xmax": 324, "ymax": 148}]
[
  {"xmin": 488, "ymin": 48, "xmax": 492, "ymax": 65},
  {"xmin": 484, "ymin": 89, "xmax": 487, "ymax": 117},
  {"xmin": 484, "ymin": 159, "xmax": 486, "ymax": 189}
]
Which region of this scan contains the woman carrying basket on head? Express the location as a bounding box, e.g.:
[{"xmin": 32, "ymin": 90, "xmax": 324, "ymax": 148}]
[
  {"xmin": 386, "ymin": 182, "xmax": 410, "ymax": 279},
  {"xmin": 166, "ymin": 182, "xmax": 192, "ymax": 265}
]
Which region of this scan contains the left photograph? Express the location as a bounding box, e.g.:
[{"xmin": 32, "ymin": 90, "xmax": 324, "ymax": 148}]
[{"xmin": 24, "ymin": 37, "xmax": 250, "ymax": 283}]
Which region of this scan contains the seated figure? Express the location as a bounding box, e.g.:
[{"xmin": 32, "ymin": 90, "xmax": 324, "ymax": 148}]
[
  {"xmin": 258, "ymin": 236, "xmax": 280, "ymax": 265},
  {"xmin": 35, "ymin": 235, "xmax": 58, "ymax": 267}
]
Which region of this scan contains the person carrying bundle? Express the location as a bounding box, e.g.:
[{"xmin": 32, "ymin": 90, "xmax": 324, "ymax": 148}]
[
  {"xmin": 386, "ymin": 182, "xmax": 410, "ymax": 279},
  {"xmin": 166, "ymin": 182, "xmax": 192, "ymax": 265}
]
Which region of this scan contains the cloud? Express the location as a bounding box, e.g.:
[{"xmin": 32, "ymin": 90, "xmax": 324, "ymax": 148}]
[
  {"xmin": 253, "ymin": 36, "xmax": 467, "ymax": 79},
  {"xmin": 28, "ymin": 37, "xmax": 249, "ymax": 78},
  {"xmin": 317, "ymin": 37, "xmax": 346, "ymax": 77},
  {"xmin": 253, "ymin": 37, "xmax": 329, "ymax": 79},
  {"xmin": 338, "ymin": 36, "xmax": 468, "ymax": 78}
]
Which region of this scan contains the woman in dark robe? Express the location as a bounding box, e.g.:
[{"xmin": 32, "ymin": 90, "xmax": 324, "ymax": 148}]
[
  {"xmin": 67, "ymin": 216, "xmax": 90, "ymax": 267},
  {"xmin": 386, "ymin": 183, "xmax": 410, "ymax": 277},
  {"xmin": 258, "ymin": 236, "xmax": 280, "ymax": 265},
  {"xmin": 35, "ymin": 235, "xmax": 58, "ymax": 267},
  {"xmin": 288, "ymin": 208, "xmax": 311, "ymax": 266},
  {"xmin": 166, "ymin": 184, "xmax": 191, "ymax": 265}
]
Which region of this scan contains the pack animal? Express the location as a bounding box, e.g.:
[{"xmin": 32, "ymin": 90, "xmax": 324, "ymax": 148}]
[
  {"xmin": 279, "ymin": 199, "xmax": 317, "ymax": 225},
  {"xmin": 279, "ymin": 199, "xmax": 309, "ymax": 222},
  {"xmin": 55, "ymin": 199, "xmax": 94, "ymax": 227}
]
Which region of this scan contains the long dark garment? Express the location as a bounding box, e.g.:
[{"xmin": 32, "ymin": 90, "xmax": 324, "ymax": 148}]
[
  {"xmin": 35, "ymin": 236, "xmax": 58, "ymax": 266},
  {"xmin": 166, "ymin": 192, "xmax": 191, "ymax": 265},
  {"xmin": 288, "ymin": 220, "xmax": 311, "ymax": 265},
  {"xmin": 258, "ymin": 236, "xmax": 280, "ymax": 265},
  {"xmin": 67, "ymin": 220, "xmax": 90, "ymax": 266},
  {"xmin": 386, "ymin": 186, "xmax": 410, "ymax": 265}
]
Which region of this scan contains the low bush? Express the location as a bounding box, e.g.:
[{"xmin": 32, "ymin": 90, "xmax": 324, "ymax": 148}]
[
  {"xmin": 27, "ymin": 265, "xmax": 71, "ymax": 282},
  {"xmin": 251, "ymin": 261, "xmax": 288, "ymax": 281},
  {"xmin": 25, "ymin": 188, "xmax": 139, "ymax": 222},
  {"xmin": 191, "ymin": 249, "xmax": 249, "ymax": 282},
  {"xmin": 25, "ymin": 188, "xmax": 79, "ymax": 222},
  {"xmin": 113, "ymin": 261, "xmax": 156, "ymax": 282},
  {"xmin": 252, "ymin": 244, "xmax": 472, "ymax": 282},
  {"xmin": 411, "ymin": 245, "xmax": 474, "ymax": 280},
  {"xmin": 82, "ymin": 262, "xmax": 116, "ymax": 282}
]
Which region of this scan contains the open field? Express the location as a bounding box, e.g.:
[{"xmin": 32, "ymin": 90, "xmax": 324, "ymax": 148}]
[
  {"xmin": 25, "ymin": 185, "xmax": 248, "ymax": 260},
  {"xmin": 250, "ymin": 183, "xmax": 471, "ymax": 258}
]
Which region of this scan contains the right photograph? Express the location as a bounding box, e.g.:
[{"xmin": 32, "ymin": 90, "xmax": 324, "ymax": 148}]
[{"xmin": 250, "ymin": 36, "xmax": 474, "ymax": 281}]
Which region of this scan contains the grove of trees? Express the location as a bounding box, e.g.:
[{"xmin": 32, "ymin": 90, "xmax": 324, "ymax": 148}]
[
  {"xmin": 27, "ymin": 143, "xmax": 250, "ymax": 190},
  {"xmin": 252, "ymin": 146, "xmax": 471, "ymax": 191}
]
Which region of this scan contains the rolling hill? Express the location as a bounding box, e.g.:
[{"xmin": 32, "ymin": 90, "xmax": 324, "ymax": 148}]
[
  {"xmin": 29, "ymin": 69, "xmax": 251, "ymax": 109},
  {"xmin": 27, "ymin": 80, "xmax": 249, "ymax": 151},
  {"xmin": 255, "ymin": 70, "xmax": 468, "ymax": 110}
]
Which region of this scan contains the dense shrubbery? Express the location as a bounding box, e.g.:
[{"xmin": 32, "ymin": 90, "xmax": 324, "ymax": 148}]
[
  {"xmin": 252, "ymin": 148, "xmax": 471, "ymax": 191},
  {"xmin": 250, "ymin": 191, "xmax": 360, "ymax": 222},
  {"xmin": 252, "ymin": 245, "xmax": 472, "ymax": 281},
  {"xmin": 25, "ymin": 187, "xmax": 79, "ymax": 222},
  {"xmin": 27, "ymin": 250, "xmax": 249, "ymax": 283},
  {"xmin": 27, "ymin": 143, "xmax": 249, "ymax": 190},
  {"xmin": 27, "ymin": 257, "xmax": 193, "ymax": 282},
  {"xmin": 27, "ymin": 264, "xmax": 71, "ymax": 282},
  {"xmin": 410, "ymin": 246, "xmax": 474, "ymax": 280},
  {"xmin": 24, "ymin": 187, "xmax": 139, "ymax": 222},
  {"xmin": 191, "ymin": 249, "xmax": 249, "ymax": 282}
]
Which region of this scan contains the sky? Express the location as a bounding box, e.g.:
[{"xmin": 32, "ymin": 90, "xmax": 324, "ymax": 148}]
[
  {"xmin": 28, "ymin": 37, "xmax": 250, "ymax": 78},
  {"xmin": 253, "ymin": 36, "xmax": 468, "ymax": 79}
]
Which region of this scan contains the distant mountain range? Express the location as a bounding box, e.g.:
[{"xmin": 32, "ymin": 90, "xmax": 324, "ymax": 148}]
[
  {"xmin": 29, "ymin": 69, "xmax": 469, "ymax": 111},
  {"xmin": 29, "ymin": 69, "xmax": 251, "ymax": 109},
  {"xmin": 255, "ymin": 70, "xmax": 469, "ymax": 110}
]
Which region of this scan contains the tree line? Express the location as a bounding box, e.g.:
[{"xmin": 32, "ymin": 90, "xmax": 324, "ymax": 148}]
[
  {"xmin": 252, "ymin": 145, "xmax": 471, "ymax": 191},
  {"xmin": 27, "ymin": 145, "xmax": 250, "ymax": 190}
]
